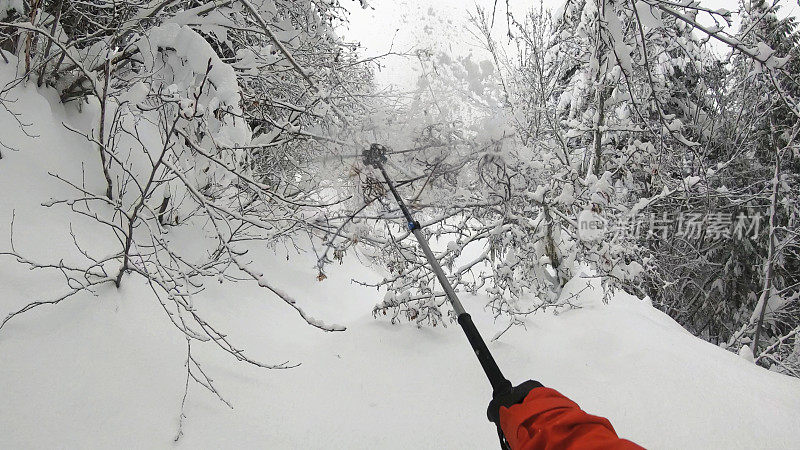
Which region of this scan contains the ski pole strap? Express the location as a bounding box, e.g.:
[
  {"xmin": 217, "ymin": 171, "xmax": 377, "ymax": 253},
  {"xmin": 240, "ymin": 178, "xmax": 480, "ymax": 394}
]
[
  {"xmin": 497, "ymin": 425, "xmax": 512, "ymax": 450},
  {"xmin": 457, "ymin": 313, "xmax": 513, "ymax": 395}
]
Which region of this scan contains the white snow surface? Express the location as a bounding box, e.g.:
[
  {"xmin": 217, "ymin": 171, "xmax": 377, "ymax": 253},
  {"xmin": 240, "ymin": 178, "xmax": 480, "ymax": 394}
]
[{"xmin": 2, "ymin": 67, "xmax": 800, "ymax": 450}]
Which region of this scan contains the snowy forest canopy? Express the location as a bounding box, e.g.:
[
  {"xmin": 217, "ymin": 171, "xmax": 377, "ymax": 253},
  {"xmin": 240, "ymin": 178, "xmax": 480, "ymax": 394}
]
[{"xmin": 0, "ymin": 0, "xmax": 798, "ymax": 414}]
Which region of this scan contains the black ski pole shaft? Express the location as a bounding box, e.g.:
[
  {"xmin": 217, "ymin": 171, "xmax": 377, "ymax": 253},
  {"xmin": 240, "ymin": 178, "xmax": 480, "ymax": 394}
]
[{"xmin": 363, "ymin": 144, "xmax": 512, "ymax": 396}]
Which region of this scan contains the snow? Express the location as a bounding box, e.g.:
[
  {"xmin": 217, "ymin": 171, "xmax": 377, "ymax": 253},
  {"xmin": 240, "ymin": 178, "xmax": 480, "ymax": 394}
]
[
  {"xmin": 739, "ymin": 345, "xmax": 756, "ymax": 364},
  {"xmin": 0, "ymin": 0, "xmax": 22, "ymax": 18},
  {"xmin": 684, "ymin": 175, "xmax": 702, "ymax": 189},
  {"xmin": 2, "ymin": 58, "xmax": 800, "ymax": 449},
  {"xmin": 577, "ymin": 209, "xmax": 606, "ymax": 242},
  {"xmin": 554, "ymin": 183, "xmax": 575, "ymax": 206},
  {"xmin": 530, "ymin": 185, "xmax": 546, "ymax": 203},
  {"xmin": 634, "ymin": 1, "xmax": 664, "ymax": 30},
  {"xmin": 135, "ymin": 23, "xmax": 244, "ymax": 132}
]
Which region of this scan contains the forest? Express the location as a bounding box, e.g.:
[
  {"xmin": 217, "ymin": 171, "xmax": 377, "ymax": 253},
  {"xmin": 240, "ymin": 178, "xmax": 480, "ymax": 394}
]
[{"xmin": 0, "ymin": 0, "xmax": 798, "ymax": 447}]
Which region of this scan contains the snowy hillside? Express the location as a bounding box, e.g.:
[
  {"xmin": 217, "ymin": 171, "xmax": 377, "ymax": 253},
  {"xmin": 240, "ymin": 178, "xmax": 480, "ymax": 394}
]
[{"xmin": 2, "ymin": 69, "xmax": 799, "ymax": 449}]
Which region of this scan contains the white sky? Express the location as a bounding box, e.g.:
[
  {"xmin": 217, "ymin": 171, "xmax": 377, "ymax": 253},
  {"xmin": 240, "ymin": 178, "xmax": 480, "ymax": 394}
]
[
  {"xmin": 340, "ymin": 0, "xmax": 799, "ymax": 88},
  {"xmin": 341, "ymin": 0, "xmax": 533, "ymax": 87}
]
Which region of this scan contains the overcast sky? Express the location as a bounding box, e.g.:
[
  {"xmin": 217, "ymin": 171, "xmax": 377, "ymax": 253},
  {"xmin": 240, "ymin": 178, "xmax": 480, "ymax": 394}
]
[
  {"xmin": 340, "ymin": 0, "xmax": 799, "ymax": 88},
  {"xmin": 341, "ymin": 0, "xmax": 530, "ymax": 87}
]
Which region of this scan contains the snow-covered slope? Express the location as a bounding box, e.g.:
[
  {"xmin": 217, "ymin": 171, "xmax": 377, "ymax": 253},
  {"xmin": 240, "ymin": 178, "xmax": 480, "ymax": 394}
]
[{"xmin": 2, "ymin": 67, "xmax": 799, "ymax": 450}]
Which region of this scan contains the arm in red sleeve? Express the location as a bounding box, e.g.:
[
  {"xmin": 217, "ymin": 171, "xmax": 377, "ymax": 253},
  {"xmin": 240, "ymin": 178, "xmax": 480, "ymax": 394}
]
[{"xmin": 498, "ymin": 387, "xmax": 644, "ymax": 450}]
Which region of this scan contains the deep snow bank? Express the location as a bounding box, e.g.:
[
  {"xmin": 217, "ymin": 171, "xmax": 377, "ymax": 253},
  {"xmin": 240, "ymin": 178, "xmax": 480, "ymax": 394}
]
[{"xmin": 1, "ymin": 62, "xmax": 799, "ymax": 450}]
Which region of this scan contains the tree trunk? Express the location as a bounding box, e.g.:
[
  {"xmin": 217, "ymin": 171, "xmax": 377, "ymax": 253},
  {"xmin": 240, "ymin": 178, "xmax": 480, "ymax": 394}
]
[
  {"xmin": 98, "ymin": 56, "xmax": 114, "ymax": 200},
  {"xmin": 751, "ymin": 146, "xmax": 781, "ymax": 354}
]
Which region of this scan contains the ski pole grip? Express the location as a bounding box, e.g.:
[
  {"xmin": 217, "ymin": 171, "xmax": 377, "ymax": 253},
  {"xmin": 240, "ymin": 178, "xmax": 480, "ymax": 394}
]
[{"xmin": 457, "ymin": 313, "xmax": 513, "ymax": 395}]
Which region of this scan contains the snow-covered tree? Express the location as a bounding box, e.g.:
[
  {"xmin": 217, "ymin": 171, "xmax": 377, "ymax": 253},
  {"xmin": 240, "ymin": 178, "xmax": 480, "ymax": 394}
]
[
  {"xmin": 0, "ymin": 0, "xmax": 373, "ymax": 437},
  {"xmin": 713, "ymin": 0, "xmax": 800, "ymax": 376},
  {"xmin": 322, "ymin": 1, "xmax": 800, "ymax": 380}
]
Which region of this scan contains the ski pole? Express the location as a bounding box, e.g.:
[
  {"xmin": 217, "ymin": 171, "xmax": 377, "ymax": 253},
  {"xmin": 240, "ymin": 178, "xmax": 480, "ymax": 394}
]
[{"xmin": 362, "ymin": 144, "xmax": 513, "ymax": 397}]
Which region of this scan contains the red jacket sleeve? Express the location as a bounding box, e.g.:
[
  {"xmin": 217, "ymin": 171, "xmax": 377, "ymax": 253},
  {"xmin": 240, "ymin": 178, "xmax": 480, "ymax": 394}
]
[{"xmin": 498, "ymin": 387, "xmax": 644, "ymax": 450}]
